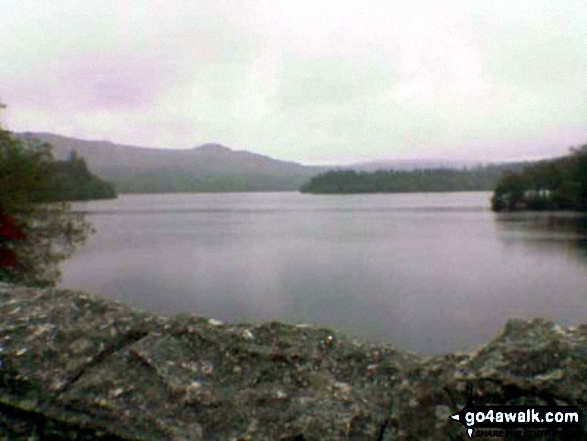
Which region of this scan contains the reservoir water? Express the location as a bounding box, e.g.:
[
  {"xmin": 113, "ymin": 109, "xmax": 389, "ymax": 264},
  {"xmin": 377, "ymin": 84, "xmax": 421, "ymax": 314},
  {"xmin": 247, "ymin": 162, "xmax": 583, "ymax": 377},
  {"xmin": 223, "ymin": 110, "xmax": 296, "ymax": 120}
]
[{"xmin": 60, "ymin": 192, "xmax": 587, "ymax": 355}]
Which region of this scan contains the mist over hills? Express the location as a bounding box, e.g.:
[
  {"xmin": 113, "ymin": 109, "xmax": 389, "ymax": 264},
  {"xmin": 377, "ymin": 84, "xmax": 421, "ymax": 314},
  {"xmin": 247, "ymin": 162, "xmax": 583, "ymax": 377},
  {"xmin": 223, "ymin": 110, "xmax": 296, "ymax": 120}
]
[{"xmin": 18, "ymin": 132, "xmax": 529, "ymax": 193}]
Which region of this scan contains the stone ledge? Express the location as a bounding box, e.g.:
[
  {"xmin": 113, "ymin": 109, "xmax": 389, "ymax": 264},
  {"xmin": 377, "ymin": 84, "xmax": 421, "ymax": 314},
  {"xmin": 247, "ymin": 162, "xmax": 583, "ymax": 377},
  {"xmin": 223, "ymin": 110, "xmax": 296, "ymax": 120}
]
[{"xmin": 0, "ymin": 287, "xmax": 585, "ymax": 440}]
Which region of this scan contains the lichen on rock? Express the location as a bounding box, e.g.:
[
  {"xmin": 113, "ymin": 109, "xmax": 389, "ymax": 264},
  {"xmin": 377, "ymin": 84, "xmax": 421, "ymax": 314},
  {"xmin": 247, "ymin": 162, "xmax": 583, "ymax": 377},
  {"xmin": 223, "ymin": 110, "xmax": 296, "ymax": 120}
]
[{"xmin": 1, "ymin": 286, "xmax": 586, "ymax": 440}]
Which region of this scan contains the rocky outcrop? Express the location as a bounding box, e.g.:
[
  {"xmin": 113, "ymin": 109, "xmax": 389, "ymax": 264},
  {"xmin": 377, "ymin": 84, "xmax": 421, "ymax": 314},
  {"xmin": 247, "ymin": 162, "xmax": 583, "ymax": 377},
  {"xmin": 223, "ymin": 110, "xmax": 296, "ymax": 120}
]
[{"xmin": 1, "ymin": 286, "xmax": 585, "ymax": 440}]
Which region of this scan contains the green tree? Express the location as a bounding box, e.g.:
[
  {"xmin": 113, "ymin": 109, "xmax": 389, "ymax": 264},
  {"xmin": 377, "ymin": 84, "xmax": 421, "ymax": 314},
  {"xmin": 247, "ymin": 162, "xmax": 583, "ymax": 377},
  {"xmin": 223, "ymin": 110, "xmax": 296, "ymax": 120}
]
[
  {"xmin": 0, "ymin": 124, "xmax": 93, "ymax": 286},
  {"xmin": 491, "ymin": 171, "xmax": 527, "ymax": 211},
  {"xmin": 491, "ymin": 145, "xmax": 587, "ymax": 212},
  {"xmin": 570, "ymin": 145, "xmax": 587, "ymax": 209},
  {"xmin": 47, "ymin": 148, "xmax": 117, "ymax": 201}
]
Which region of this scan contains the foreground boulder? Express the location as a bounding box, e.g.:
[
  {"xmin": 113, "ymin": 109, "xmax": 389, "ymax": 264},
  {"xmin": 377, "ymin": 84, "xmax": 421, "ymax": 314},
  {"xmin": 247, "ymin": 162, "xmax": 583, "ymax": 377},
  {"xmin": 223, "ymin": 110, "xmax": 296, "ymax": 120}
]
[{"xmin": 0, "ymin": 286, "xmax": 585, "ymax": 440}]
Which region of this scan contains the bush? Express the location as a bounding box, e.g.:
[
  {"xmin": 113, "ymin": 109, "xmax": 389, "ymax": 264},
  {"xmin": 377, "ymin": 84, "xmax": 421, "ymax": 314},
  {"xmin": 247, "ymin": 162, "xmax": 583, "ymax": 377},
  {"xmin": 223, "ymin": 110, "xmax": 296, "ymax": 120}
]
[{"xmin": 0, "ymin": 126, "xmax": 93, "ymax": 286}]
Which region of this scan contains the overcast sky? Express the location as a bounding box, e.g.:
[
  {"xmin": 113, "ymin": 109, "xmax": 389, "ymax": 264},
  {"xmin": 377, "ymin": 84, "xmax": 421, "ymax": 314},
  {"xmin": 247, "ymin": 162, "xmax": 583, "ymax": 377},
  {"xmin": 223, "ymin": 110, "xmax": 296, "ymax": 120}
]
[{"xmin": 1, "ymin": 0, "xmax": 587, "ymax": 164}]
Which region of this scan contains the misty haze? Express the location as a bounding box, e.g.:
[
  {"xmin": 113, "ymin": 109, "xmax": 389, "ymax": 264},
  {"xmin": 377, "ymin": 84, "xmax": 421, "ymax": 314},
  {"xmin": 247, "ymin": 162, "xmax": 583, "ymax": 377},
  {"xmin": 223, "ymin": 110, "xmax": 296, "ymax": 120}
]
[{"xmin": 3, "ymin": 1, "xmax": 587, "ymax": 438}]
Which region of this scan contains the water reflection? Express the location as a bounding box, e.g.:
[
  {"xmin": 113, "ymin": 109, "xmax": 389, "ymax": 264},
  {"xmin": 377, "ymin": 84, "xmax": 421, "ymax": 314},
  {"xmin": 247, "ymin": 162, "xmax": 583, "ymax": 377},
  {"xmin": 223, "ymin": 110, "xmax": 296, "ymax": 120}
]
[
  {"xmin": 494, "ymin": 212, "xmax": 587, "ymax": 265},
  {"xmin": 60, "ymin": 193, "xmax": 587, "ymax": 356}
]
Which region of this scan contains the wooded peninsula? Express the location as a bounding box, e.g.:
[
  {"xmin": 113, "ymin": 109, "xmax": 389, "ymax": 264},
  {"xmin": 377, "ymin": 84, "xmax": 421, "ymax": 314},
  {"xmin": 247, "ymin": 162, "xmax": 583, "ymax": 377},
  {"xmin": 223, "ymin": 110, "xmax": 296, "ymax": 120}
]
[
  {"xmin": 301, "ymin": 146, "xmax": 587, "ymax": 213},
  {"xmin": 300, "ymin": 164, "xmax": 526, "ymax": 194},
  {"xmin": 490, "ymin": 145, "xmax": 587, "ymax": 211},
  {"xmin": 47, "ymin": 150, "xmax": 117, "ymax": 201}
]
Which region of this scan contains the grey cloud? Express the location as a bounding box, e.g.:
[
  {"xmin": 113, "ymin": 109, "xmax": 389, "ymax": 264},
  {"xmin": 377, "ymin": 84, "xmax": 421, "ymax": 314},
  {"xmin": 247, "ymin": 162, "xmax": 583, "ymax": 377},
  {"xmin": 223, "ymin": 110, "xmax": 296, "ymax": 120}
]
[
  {"xmin": 1, "ymin": 0, "xmax": 587, "ymax": 164},
  {"xmin": 64, "ymin": 55, "xmax": 173, "ymax": 109}
]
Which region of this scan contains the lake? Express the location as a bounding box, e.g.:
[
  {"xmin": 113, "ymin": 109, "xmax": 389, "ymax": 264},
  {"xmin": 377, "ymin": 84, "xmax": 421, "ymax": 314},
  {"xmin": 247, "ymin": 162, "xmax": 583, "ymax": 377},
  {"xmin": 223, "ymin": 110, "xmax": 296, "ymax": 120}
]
[{"xmin": 60, "ymin": 192, "xmax": 587, "ymax": 355}]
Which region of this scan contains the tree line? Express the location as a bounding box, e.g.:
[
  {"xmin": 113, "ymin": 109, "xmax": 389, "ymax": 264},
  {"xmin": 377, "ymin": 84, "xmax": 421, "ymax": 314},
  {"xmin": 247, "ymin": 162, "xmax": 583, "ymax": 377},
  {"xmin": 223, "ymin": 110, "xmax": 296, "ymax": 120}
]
[
  {"xmin": 300, "ymin": 164, "xmax": 526, "ymax": 194},
  {"xmin": 491, "ymin": 145, "xmax": 587, "ymax": 211},
  {"xmin": 48, "ymin": 149, "xmax": 117, "ymax": 201}
]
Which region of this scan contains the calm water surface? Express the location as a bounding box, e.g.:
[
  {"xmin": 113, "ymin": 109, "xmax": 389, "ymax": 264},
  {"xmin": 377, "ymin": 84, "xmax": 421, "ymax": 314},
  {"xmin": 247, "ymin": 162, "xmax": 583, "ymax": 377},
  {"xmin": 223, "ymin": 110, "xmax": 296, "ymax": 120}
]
[{"xmin": 60, "ymin": 192, "xmax": 587, "ymax": 355}]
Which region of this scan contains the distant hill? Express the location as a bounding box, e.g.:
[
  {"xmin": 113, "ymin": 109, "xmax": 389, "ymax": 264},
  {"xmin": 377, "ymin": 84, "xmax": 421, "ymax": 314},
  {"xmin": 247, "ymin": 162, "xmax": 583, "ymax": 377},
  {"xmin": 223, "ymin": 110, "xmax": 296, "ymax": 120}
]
[
  {"xmin": 18, "ymin": 133, "xmax": 328, "ymax": 193},
  {"xmin": 18, "ymin": 132, "xmax": 535, "ymax": 194}
]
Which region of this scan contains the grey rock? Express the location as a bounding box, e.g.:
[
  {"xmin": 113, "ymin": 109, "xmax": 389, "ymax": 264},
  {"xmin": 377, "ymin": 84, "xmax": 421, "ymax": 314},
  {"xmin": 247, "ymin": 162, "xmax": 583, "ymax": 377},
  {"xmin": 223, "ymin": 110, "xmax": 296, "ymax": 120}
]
[{"xmin": 1, "ymin": 287, "xmax": 586, "ymax": 440}]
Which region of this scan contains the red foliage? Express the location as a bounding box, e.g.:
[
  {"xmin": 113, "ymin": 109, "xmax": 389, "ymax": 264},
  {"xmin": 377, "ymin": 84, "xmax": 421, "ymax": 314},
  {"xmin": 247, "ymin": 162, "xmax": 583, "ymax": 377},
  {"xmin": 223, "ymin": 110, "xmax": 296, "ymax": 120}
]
[
  {"xmin": 0, "ymin": 248, "xmax": 17, "ymax": 268},
  {"xmin": 0, "ymin": 210, "xmax": 26, "ymax": 270},
  {"xmin": 0, "ymin": 212, "xmax": 26, "ymax": 240}
]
